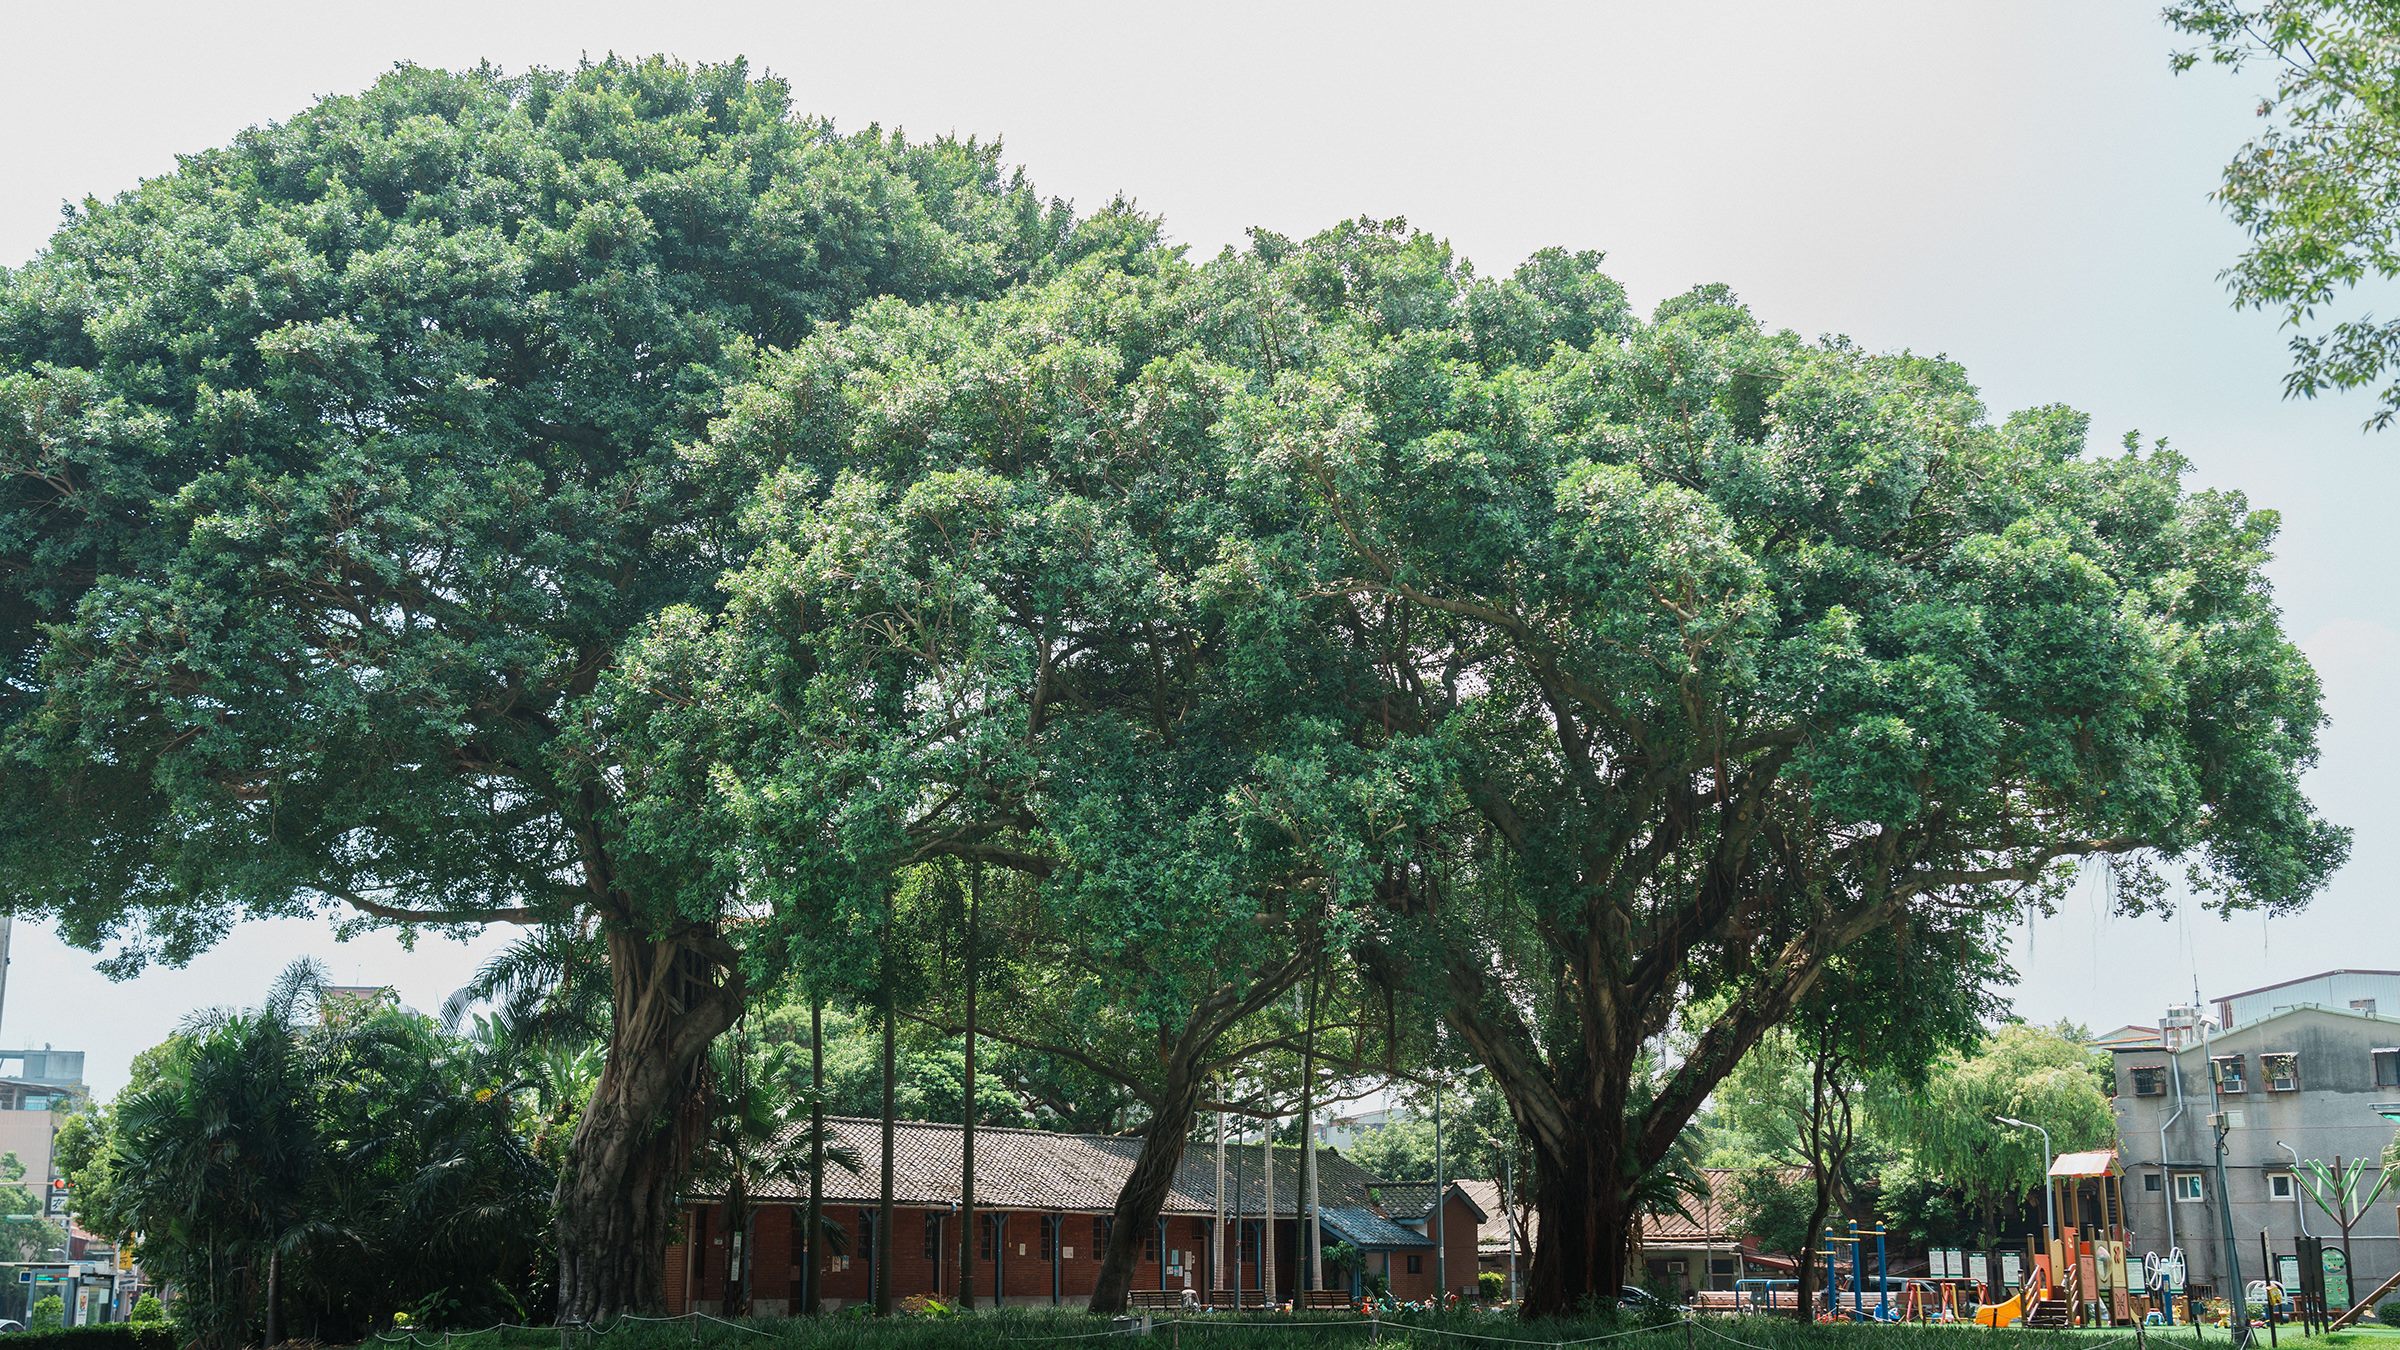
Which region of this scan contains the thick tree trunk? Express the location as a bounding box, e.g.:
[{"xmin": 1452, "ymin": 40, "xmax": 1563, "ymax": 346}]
[
  {"xmin": 1521, "ymin": 1126, "xmax": 1630, "ymax": 1318},
  {"xmin": 555, "ymin": 928, "xmax": 742, "ymax": 1324},
  {"xmin": 1088, "ymin": 1067, "xmax": 1208, "ymax": 1313}
]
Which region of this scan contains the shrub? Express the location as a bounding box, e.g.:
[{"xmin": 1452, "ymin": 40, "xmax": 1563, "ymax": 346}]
[
  {"xmin": 2376, "ymin": 1298, "xmax": 2400, "ymax": 1327},
  {"xmin": 0, "ymin": 1325, "xmax": 178, "ymax": 1350},
  {"xmin": 1478, "ymin": 1270, "xmax": 1506, "ymax": 1302},
  {"xmin": 126, "ymin": 1296, "xmax": 164, "ymax": 1326},
  {"xmin": 26, "ymin": 1297, "xmax": 61, "ymax": 1331}
]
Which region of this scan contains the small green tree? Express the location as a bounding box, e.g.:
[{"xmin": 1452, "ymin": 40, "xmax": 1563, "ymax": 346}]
[
  {"xmin": 1874, "ymin": 1024, "xmax": 2117, "ymax": 1244},
  {"xmin": 28, "ymin": 1294, "xmax": 63, "ymax": 1330},
  {"xmin": 129, "ymin": 1294, "xmax": 166, "ymax": 1324}
]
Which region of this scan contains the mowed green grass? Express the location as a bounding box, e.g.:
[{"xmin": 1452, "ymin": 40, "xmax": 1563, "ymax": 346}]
[{"xmin": 381, "ymin": 1311, "xmax": 2281, "ymax": 1350}]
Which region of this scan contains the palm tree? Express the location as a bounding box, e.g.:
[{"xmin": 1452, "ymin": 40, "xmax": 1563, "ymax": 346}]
[
  {"xmin": 690, "ymin": 1032, "xmax": 856, "ymax": 1316},
  {"xmin": 112, "ymin": 962, "xmax": 327, "ymax": 1349}
]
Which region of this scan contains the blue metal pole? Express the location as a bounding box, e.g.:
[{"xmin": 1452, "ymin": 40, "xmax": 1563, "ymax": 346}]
[
  {"xmin": 1851, "ymin": 1222, "xmax": 1864, "ymax": 1319},
  {"xmin": 1876, "ymin": 1228, "xmax": 1889, "ymax": 1320}
]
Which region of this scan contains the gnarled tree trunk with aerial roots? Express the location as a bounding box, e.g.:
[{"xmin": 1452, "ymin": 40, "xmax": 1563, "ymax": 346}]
[{"xmin": 555, "ymin": 929, "xmax": 744, "ymax": 1323}]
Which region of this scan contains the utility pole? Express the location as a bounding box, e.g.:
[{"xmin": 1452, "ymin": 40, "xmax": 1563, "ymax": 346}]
[
  {"xmin": 1214, "ymin": 1086, "xmax": 1226, "ymax": 1295},
  {"xmin": 1261, "ymin": 1117, "xmax": 1276, "ymax": 1307},
  {"xmin": 2210, "ymin": 1073, "xmax": 2252, "ymax": 1348},
  {"xmin": 1434, "ymin": 1082, "xmax": 1447, "ymax": 1304}
]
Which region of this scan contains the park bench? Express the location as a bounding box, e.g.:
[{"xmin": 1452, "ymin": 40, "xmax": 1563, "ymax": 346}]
[
  {"xmin": 1126, "ymin": 1290, "xmax": 1188, "ymax": 1312},
  {"xmin": 1299, "ymin": 1290, "xmax": 1355, "ymax": 1312}
]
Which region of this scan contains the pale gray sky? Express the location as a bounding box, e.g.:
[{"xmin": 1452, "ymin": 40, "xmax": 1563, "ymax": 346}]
[{"xmin": 5, "ymin": 2, "xmax": 2389, "ymax": 1096}]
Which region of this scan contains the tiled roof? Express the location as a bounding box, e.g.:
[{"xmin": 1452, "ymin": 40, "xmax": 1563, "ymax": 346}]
[
  {"xmin": 1462, "ymin": 1169, "xmax": 1804, "ymax": 1253},
  {"xmin": 1643, "ymin": 1168, "xmax": 1807, "ymax": 1245},
  {"xmin": 1321, "ymin": 1206, "xmax": 1435, "ymax": 1251},
  {"xmin": 710, "ymin": 1116, "xmax": 1387, "ymax": 1217},
  {"xmin": 1460, "ymin": 1180, "xmax": 1530, "ymax": 1254},
  {"xmin": 1371, "ymin": 1181, "xmax": 1488, "ymax": 1224}
]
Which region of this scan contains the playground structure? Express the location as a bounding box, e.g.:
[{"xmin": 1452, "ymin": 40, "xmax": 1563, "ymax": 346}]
[{"xmin": 1972, "ymin": 1148, "xmax": 2138, "ymax": 1329}]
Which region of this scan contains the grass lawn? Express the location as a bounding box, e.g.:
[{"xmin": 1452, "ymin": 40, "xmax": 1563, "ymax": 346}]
[{"xmin": 383, "ymin": 1311, "xmax": 2372, "ymax": 1350}]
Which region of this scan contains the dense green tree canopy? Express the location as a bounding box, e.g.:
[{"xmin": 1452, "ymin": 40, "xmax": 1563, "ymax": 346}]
[
  {"xmin": 1180, "ymin": 218, "xmax": 2343, "ymax": 1311},
  {"xmin": 2170, "ymin": 1, "xmax": 2400, "ymax": 427},
  {"xmin": 0, "ymin": 55, "xmax": 1095, "ymax": 1317},
  {"xmin": 0, "ymin": 55, "xmax": 1068, "ymax": 962}
]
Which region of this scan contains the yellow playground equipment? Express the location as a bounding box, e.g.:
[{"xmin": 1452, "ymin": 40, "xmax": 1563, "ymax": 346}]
[{"xmin": 1974, "ymin": 1148, "xmax": 2138, "ymax": 1329}]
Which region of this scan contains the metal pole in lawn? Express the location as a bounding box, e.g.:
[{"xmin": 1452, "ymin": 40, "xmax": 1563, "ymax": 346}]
[{"xmin": 1434, "ymin": 1081, "xmax": 1446, "ymax": 1306}]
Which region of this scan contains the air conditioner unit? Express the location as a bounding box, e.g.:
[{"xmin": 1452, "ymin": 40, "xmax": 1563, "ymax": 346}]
[{"xmin": 1666, "ymin": 1260, "xmax": 1686, "ymax": 1274}]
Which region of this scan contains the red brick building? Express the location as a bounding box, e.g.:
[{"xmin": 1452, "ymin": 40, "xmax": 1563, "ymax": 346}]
[{"xmin": 665, "ymin": 1116, "xmax": 1483, "ymax": 1312}]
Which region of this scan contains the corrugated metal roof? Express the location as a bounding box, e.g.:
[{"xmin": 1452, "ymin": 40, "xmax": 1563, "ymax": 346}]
[{"xmin": 2048, "ymin": 1149, "xmax": 2118, "ymax": 1179}]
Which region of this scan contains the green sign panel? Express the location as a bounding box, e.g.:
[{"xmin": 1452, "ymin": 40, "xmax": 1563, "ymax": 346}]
[{"xmin": 2323, "ymin": 1247, "xmax": 2350, "ymax": 1309}]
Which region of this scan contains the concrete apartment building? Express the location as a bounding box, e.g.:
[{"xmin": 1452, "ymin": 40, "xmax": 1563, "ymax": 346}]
[
  {"xmin": 0, "ymin": 1047, "xmax": 87, "ymax": 1205},
  {"xmin": 2110, "ymin": 976, "xmax": 2400, "ymax": 1303}
]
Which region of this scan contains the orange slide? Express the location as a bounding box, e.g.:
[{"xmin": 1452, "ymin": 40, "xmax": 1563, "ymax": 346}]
[{"xmin": 1975, "ymin": 1258, "xmax": 2047, "ymax": 1328}]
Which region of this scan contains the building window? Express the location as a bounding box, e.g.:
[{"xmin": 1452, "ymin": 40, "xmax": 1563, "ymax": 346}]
[
  {"xmin": 1041, "ymin": 1218, "xmax": 1058, "ymax": 1261},
  {"xmin": 981, "ymin": 1216, "xmax": 998, "ymax": 1262},
  {"xmin": 2212, "ymin": 1055, "xmax": 2247, "ymax": 1093},
  {"xmin": 2173, "ymin": 1173, "xmax": 2206, "ymax": 1203},
  {"xmin": 924, "ymin": 1212, "xmax": 942, "ymax": 1262},
  {"xmin": 2144, "ymin": 1173, "xmax": 2163, "ymax": 1192},
  {"xmin": 2271, "ymin": 1174, "xmax": 2295, "ymax": 1200},
  {"xmin": 2353, "ymin": 999, "xmax": 2379, "ymax": 1016},
  {"xmin": 2131, "ymin": 1065, "xmax": 2167, "ymax": 1097},
  {"xmin": 1709, "ymin": 1258, "xmax": 1738, "ymax": 1276},
  {"xmin": 1407, "ymin": 1254, "xmax": 1424, "ymax": 1274},
  {"xmin": 1143, "ymin": 1226, "xmax": 1161, "ymax": 1262},
  {"xmin": 1239, "ymin": 1224, "xmax": 1258, "ymax": 1261},
  {"xmin": 2373, "ymin": 1049, "xmax": 2400, "ymax": 1088},
  {"xmin": 1093, "ymin": 1217, "xmax": 1112, "ymax": 1253},
  {"xmin": 1194, "ymin": 1220, "xmax": 1210, "ymax": 1242},
  {"xmin": 2262, "ymin": 1052, "xmax": 2300, "ymax": 1092}
]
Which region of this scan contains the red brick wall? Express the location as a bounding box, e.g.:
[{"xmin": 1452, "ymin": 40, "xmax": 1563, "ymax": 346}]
[
  {"xmin": 672, "ymin": 1204, "xmax": 1235, "ymax": 1310},
  {"xmin": 668, "ymin": 1205, "xmax": 1479, "ymax": 1310}
]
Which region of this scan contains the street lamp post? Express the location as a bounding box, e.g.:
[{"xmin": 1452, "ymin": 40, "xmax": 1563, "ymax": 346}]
[{"xmin": 1994, "ymin": 1116, "xmax": 2056, "ymax": 1240}]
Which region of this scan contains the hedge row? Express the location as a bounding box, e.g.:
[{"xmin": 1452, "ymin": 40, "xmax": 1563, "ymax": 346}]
[{"xmin": 0, "ymin": 1326, "xmax": 174, "ymax": 1350}]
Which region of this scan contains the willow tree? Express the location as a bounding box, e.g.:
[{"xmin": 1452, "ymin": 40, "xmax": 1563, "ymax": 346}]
[
  {"xmin": 1206, "ymin": 220, "xmax": 2345, "ymax": 1313},
  {"xmin": 593, "ymin": 253, "xmax": 1421, "ymax": 1313},
  {"xmin": 0, "ymin": 58, "xmax": 1076, "ymax": 1318}
]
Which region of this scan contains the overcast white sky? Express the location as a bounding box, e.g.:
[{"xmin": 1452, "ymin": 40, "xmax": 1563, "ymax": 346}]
[{"xmin": 5, "ymin": 2, "xmax": 2391, "ymax": 1097}]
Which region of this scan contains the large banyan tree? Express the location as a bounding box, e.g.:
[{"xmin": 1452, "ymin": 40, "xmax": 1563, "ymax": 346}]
[
  {"xmin": 0, "ymin": 57, "xmax": 1089, "ymax": 1319},
  {"xmin": 1207, "ymin": 221, "xmax": 2345, "ymax": 1313},
  {"xmin": 2, "ymin": 59, "xmax": 2343, "ymax": 1323}
]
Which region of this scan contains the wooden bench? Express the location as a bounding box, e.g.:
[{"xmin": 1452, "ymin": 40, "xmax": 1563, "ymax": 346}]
[
  {"xmin": 1299, "ymin": 1291, "xmax": 1356, "ymax": 1312},
  {"xmin": 1126, "ymin": 1290, "xmax": 1186, "ymax": 1312},
  {"xmin": 1204, "ymin": 1290, "xmax": 1267, "ymax": 1310}
]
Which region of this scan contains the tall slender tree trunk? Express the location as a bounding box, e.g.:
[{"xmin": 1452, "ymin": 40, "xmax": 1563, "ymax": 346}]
[
  {"xmin": 960, "ymin": 861, "xmax": 980, "ymax": 1310},
  {"xmin": 264, "ymin": 1246, "xmax": 279, "ymax": 1348},
  {"xmin": 556, "ymin": 928, "xmax": 743, "ymax": 1323},
  {"xmin": 722, "ymin": 1172, "xmax": 752, "ymax": 1318},
  {"xmin": 804, "ymin": 994, "xmax": 825, "ymax": 1315},
  {"xmin": 1261, "ymin": 1113, "xmax": 1276, "ymax": 1307},
  {"xmin": 876, "ymin": 948, "xmax": 897, "ymax": 1316},
  {"xmin": 1087, "ymin": 1067, "xmax": 1209, "ymax": 1313},
  {"xmin": 1298, "ymin": 969, "xmax": 1321, "ymax": 1292}
]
